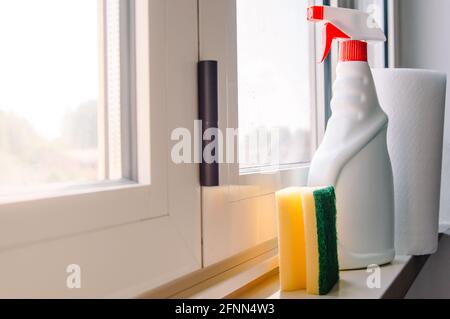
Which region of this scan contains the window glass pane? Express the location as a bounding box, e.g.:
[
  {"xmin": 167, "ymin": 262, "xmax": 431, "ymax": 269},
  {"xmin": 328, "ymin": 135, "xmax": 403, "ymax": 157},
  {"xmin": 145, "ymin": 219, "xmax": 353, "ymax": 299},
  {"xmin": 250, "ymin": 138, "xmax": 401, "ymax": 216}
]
[
  {"xmin": 236, "ymin": 0, "xmax": 313, "ymax": 170},
  {"xmin": 0, "ymin": 0, "xmax": 120, "ymax": 195}
]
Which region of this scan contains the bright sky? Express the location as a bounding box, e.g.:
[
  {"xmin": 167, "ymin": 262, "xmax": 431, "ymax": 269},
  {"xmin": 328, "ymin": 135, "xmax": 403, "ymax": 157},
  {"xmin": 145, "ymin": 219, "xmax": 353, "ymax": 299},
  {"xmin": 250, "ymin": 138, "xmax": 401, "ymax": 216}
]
[
  {"xmin": 0, "ymin": 0, "xmax": 98, "ymax": 139},
  {"xmin": 236, "ymin": 0, "xmax": 311, "ymax": 132},
  {"xmin": 0, "ymin": 0, "xmax": 309, "ymax": 140}
]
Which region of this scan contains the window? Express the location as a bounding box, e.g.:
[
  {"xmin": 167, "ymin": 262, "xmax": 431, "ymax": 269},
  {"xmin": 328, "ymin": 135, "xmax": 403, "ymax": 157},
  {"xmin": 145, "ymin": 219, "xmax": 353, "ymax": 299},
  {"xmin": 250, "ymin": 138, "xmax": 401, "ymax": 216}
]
[
  {"xmin": 0, "ymin": 0, "xmax": 201, "ymax": 298},
  {"xmin": 236, "ymin": 0, "xmax": 314, "ymax": 170},
  {"xmin": 0, "ymin": 0, "xmax": 100, "ymax": 194},
  {"xmin": 199, "ymin": 0, "xmax": 322, "ymax": 266},
  {"xmin": 0, "ymin": 0, "xmax": 133, "ymax": 197}
]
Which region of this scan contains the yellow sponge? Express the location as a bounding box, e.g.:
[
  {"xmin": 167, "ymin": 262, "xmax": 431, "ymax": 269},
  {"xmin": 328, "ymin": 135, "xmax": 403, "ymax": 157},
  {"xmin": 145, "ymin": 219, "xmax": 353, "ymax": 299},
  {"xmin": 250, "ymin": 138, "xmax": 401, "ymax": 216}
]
[
  {"xmin": 276, "ymin": 187, "xmax": 307, "ymax": 291},
  {"xmin": 275, "ymin": 186, "xmax": 339, "ymax": 295}
]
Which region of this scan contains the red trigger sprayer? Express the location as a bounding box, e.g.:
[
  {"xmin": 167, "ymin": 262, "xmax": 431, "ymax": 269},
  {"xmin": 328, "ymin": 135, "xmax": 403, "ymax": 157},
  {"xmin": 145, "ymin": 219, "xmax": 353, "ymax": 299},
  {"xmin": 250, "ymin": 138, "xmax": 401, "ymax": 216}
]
[
  {"xmin": 307, "ymin": 5, "xmax": 386, "ymax": 62},
  {"xmin": 307, "ymin": 5, "xmax": 395, "ymax": 271}
]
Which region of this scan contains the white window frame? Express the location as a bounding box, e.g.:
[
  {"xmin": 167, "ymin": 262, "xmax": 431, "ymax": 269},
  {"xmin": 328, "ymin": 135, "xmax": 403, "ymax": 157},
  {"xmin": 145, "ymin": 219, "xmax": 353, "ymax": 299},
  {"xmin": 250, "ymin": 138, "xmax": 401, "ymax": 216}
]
[
  {"xmin": 199, "ymin": 0, "xmax": 326, "ymax": 266},
  {"xmin": 0, "ymin": 0, "xmax": 201, "ymax": 298}
]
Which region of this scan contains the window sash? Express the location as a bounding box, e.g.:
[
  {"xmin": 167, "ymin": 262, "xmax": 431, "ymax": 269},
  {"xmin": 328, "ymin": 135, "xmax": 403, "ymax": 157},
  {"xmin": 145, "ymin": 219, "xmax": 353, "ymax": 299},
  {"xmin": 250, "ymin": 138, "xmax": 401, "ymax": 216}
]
[
  {"xmin": 199, "ymin": 0, "xmax": 326, "ymax": 266},
  {"xmin": 0, "ymin": 0, "xmax": 159, "ymax": 249},
  {"xmin": 0, "ymin": 0, "xmax": 201, "ymax": 298}
]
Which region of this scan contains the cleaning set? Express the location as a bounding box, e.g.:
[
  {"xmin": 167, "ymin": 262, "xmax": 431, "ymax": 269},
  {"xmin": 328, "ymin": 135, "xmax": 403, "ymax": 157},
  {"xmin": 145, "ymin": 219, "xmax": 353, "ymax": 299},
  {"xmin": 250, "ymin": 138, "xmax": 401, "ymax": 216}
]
[{"xmin": 276, "ymin": 5, "xmax": 447, "ymax": 295}]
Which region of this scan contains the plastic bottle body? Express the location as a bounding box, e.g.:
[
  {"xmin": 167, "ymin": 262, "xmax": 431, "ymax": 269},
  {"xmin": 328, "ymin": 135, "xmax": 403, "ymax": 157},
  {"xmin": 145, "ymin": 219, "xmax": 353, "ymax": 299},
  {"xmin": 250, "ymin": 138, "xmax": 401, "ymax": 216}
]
[{"xmin": 308, "ymin": 61, "xmax": 395, "ymax": 270}]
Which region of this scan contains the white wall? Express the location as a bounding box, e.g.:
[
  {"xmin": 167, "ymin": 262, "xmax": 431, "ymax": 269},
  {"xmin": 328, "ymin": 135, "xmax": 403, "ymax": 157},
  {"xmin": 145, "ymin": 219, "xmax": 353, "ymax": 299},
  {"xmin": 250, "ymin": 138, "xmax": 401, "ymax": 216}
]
[{"xmin": 398, "ymin": 0, "xmax": 450, "ymax": 225}]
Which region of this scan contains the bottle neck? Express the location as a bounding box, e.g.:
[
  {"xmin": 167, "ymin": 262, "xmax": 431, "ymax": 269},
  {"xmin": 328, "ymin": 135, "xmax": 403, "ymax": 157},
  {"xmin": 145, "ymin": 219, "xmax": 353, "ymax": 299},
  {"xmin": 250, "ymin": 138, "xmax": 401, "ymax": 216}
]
[
  {"xmin": 339, "ymin": 40, "xmax": 368, "ymax": 62},
  {"xmin": 332, "ymin": 57, "xmax": 383, "ymax": 117}
]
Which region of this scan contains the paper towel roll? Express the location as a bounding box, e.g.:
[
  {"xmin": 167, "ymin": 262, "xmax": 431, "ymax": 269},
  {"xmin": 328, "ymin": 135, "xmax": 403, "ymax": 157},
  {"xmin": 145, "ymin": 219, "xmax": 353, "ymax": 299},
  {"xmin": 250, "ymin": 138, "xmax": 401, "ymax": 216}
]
[{"xmin": 372, "ymin": 69, "xmax": 447, "ymax": 256}]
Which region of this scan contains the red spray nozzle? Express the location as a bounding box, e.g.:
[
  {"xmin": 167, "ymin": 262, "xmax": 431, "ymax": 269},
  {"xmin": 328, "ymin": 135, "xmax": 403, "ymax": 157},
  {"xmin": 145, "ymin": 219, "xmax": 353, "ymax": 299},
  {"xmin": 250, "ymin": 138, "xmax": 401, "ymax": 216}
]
[
  {"xmin": 307, "ymin": 6, "xmax": 324, "ymax": 21},
  {"xmin": 320, "ymin": 23, "xmax": 350, "ymax": 63},
  {"xmin": 307, "ymin": 5, "xmax": 386, "ymax": 63}
]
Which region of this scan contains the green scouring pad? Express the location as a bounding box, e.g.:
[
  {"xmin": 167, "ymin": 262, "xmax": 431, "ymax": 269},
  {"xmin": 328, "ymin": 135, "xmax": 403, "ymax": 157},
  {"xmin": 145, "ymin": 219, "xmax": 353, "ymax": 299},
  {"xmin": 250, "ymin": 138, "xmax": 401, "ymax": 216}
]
[{"xmin": 302, "ymin": 186, "xmax": 339, "ymax": 295}]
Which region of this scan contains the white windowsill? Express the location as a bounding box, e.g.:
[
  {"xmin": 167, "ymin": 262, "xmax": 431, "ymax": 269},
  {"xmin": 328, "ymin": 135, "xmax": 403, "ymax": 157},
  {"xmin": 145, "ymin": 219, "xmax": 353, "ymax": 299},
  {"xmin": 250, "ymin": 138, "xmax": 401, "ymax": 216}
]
[
  {"xmin": 175, "ymin": 228, "xmax": 450, "ymax": 299},
  {"xmin": 168, "ymin": 236, "xmax": 450, "ymax": 299},
  {"xmin": 231, "ymin": 256, "xmax": 415, "ymax": 299},
  {"xmin": 173, "ymin": 254, "xmax": 428, "ymax": 299}
]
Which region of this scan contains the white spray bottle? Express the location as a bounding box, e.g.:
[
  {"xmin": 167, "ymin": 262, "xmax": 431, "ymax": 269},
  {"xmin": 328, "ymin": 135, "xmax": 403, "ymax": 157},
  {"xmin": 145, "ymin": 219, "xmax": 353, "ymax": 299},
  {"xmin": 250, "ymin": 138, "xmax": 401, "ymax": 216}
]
[{"xmin": 307, "ymin": 6, "xmax": 395, "ymax": 270}]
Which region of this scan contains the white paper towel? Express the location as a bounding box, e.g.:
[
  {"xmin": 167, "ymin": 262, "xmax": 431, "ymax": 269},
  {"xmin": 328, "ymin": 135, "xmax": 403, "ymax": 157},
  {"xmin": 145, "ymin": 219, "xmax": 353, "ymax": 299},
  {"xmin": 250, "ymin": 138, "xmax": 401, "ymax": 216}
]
[{"xmin": 372, "ymin": 69, "xmax": 447, "ymax": 256}]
